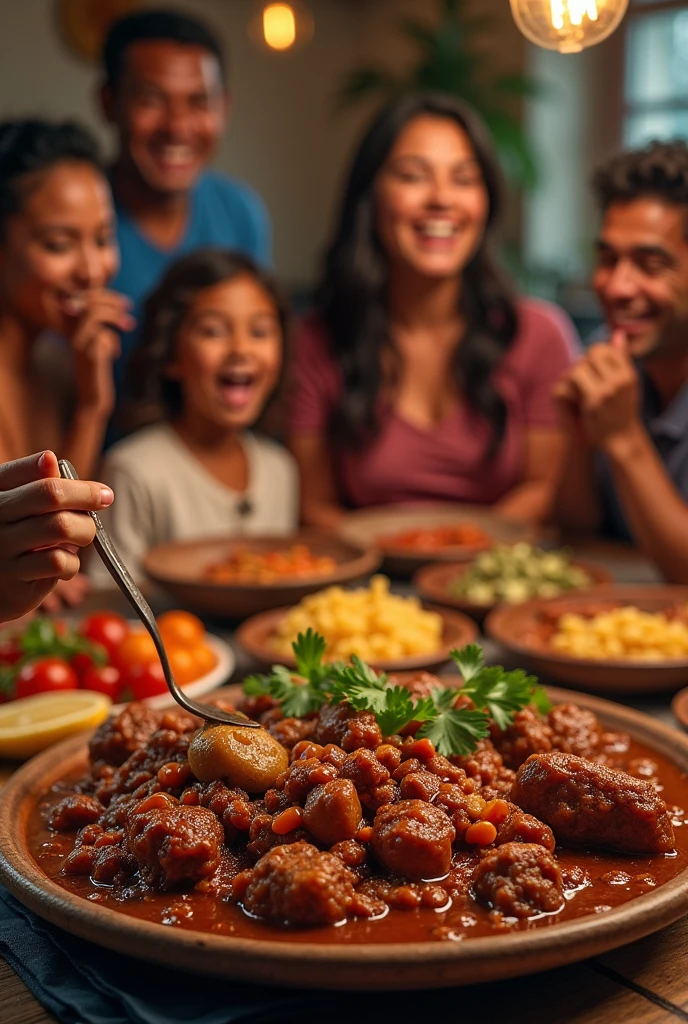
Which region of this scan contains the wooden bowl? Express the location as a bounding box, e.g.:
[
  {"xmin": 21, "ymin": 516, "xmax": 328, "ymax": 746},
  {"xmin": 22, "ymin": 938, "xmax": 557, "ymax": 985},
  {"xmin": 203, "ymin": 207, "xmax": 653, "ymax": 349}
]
[
  {"xmin": 143, "ymin": 531, "xmax": 380, "ymax": 620},
  {"xmin": 487, "ymin": 585, "xmax": 688, "ymax": 693},
  {"xmin": 2, "ymin": 687, "xmax": 688, "ymax": 988},
  {"xmin": 234, "ymin": 603, "xmax": 478, "ymax": 674},
  {"xmin": 414, "ymin": 560, "xmax": 613, "ymax": 623},
  {"xmin": 337, "ymin": 504, "xmax": 536, "ymax": 576}
]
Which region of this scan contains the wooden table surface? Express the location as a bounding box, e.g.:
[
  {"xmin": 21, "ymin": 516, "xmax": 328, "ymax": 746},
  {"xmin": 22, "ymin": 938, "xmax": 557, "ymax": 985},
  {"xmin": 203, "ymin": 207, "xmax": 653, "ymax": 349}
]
[{"xmin": 2, "ymin": 544, "xmax": 688, "ymax": 1024}]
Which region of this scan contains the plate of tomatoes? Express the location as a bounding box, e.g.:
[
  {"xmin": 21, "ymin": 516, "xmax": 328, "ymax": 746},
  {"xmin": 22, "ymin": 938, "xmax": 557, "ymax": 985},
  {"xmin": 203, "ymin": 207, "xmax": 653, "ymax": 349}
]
[{"xmin": 0, "ymin": 610, "xmax": 234, "ymax": 711}]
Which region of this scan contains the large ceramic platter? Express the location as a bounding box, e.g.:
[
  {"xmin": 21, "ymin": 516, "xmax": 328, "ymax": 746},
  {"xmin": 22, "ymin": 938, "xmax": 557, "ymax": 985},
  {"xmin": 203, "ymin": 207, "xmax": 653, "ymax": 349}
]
[
  {"xmin": 487, "ymin": 585, "xmax": 688, "ymax": 693},
  {"xmin": 234, "ymin": 604, "xmax": 478, "ymax": 673},
  {"xmin": 337, "ymin": 504, "xmax": 536, "ymax": 576},
  {"xmin": 143, "ymin": 531, "xmax": 380, "ymax": 620},
  {"xmin": 1, "ymin": 687, "xmax": 687, "ymax": 989}
]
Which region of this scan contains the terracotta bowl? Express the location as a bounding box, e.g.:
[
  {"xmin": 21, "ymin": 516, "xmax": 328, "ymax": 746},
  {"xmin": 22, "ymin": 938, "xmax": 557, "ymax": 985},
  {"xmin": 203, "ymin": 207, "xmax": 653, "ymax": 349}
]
[
  {"xmin": 143, "ymin": 530, "xmax": 381, "ymax": 620},
  {"xmin": 414, "ymin": 560, "xmax": 613, "ymax": 623},
  {"xmin": 671, "ymin": 687, "xmax": 688, "ymax": 732},
  {"xmin": 487, "ymin": 585, "xmax": 688, "ymax": 693},
  {"xmin": 234, "ymin": 603, "xmax": 478, "ymax": 674},
  {"xmin": 337, "ymin": 504, "xmax": 536, "ymax": 577},
  {"xmin": 1, "ymin": 686, "xmax": 688, "ymax": 988}
]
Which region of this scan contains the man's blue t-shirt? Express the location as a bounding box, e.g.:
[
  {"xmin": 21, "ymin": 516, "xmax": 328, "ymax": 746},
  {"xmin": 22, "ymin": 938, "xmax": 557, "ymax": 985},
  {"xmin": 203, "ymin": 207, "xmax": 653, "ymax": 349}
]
[{"xmin": 109, "ymin": 170, "xmax": 271, "ymax": 430}]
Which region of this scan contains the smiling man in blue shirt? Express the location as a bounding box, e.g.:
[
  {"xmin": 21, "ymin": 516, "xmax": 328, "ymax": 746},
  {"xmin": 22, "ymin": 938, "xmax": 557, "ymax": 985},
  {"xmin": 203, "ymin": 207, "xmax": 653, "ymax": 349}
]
[
  {"xmin": 554, "ymin": 141, "xmax": 688, "ymax": 582},
  {"xmin": 98, "ymin": 9, "xmax": 271, "ymax": 433}
]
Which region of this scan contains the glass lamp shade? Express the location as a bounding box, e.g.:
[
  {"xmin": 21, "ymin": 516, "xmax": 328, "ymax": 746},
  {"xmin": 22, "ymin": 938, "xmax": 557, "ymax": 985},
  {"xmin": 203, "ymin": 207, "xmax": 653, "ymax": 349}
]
[{"xmin": 509, "ymin": 0, "xmax": 630, "ymax": 53}]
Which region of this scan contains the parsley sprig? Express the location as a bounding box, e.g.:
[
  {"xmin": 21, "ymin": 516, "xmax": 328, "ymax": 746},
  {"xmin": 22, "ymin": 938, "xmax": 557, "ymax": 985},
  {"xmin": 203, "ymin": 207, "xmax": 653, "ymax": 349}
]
[
  {"xmin": 449, "ymin": 644, "xmax": 551, "ymax": 731},
  {"xmin": 242, "ymin": 632, "xmax": 550, "ymax": 758},
  {"xmin": 243, "ymin": 629, "xmax": 337, "ymax": 717}
]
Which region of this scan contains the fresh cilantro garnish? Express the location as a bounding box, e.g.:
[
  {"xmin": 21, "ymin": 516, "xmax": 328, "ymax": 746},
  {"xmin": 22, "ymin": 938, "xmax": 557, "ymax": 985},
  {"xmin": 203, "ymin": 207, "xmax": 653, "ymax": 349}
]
[
  {"xmin": 241, "ymin": 632, "xmax": 549, "ymax": 758},
  {"xmin": 530, "ymin": 686, "xmax": 553, "ymax": 715},
  {"xmin": 292, "ymin": 629, "xmax": 328, "ymax": 684},
  {"xmin": 450, "ymin": 643, "xmax": 485, "ymax": 684},
  {"xmin": 451, "ymin": 647, "xmax": 549, "ymax": 731},
  {"xmin": 243, "ymin": 661, "xmax": 327, "ymax": 718},
  {"xmin": 330, "ymin": 656, "xmax": 436, "ymax": 736},
  {"xmin": 18, "ymin": 618, "xmax": 107, "ymax": 664},
  {"xmin": 418, "ymin": 708, "xmax": 490, "ymax": 757},
  {"xmin": 330, "ymin": 656, "xmax": 390, "ymax": 716}
]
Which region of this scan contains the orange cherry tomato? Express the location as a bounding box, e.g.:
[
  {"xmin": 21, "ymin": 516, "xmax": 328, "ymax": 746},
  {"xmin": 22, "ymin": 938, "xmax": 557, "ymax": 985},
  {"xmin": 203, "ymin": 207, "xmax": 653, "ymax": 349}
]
[
  {"xmin": 157, "ymin": 611, "xmax": 205, "ymax": 648},
  {"xmin": 190, "ymin": 644, "xmax": 217, "ymax": 677},
  {"xmin": 114, "ymin": 632, "xmax": 158, "ymax": 675},
  {"xmin": 166, "ymin": 645, "xmax": 200, "ymax": 685}
]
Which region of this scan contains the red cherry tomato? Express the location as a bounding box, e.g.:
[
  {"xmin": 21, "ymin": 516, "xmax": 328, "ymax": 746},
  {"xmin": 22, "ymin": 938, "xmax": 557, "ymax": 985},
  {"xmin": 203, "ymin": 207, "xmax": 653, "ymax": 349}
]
[
  {"xmin": 81, "ymin": 664, "xmax": 123, "ymax": 701},
  {"xmin": 79, "ymin": 613, "xmax": 130, "ymax": 660},
  {"xmin": 70, "ymin": 645, "xmax": 108, "ymax": 685},
  {"xmin": 0, "ymin": 636, "xmax": 23, "ymax": 665},
  {"xmin": 15, "ymin": 658, "xmax": 78, "ymax": 700},
  {"xmin": 128, "ymin": 661, "xmax": 168, "ymax": 701}
]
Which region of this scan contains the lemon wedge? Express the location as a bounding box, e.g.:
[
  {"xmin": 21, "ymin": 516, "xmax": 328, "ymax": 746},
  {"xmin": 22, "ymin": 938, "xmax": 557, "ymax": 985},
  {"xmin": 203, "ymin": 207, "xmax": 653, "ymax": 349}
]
[{"xmin": 0, "ymin": 691, "xmax": 111, "ymax": 760}]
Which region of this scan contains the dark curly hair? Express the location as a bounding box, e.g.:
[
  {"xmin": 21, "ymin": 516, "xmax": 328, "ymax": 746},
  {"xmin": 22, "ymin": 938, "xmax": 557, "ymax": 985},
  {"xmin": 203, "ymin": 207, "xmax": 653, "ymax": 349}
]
[
  {"xmin": 102, "ymin": 9, "xmax": 226, "ymax": 89},
  {"xmin": 593, "ymin": 140, "xmax": 688, "ymax": 227},
  {"xmin": 317, "ymin": 91, "xmax": 517, "ymax": 458},
  {"xmin": 127, "ymin": 249, "xmax": 290, "ymax": 425},
  {"xmin": 0, "ymin": 119, "xmax": 103, "ymax": 234}
]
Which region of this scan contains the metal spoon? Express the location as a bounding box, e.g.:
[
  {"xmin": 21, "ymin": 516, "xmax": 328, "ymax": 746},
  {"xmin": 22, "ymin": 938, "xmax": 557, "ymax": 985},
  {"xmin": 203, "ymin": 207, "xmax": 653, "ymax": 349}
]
[{"xmin": 58, "ymin": 459, "xmax": 258, "ymax": 729}]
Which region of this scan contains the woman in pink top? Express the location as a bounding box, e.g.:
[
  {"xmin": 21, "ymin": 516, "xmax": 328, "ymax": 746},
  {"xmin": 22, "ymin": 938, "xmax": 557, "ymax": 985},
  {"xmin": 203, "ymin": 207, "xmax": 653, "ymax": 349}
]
[{"xmin": 287, "ymin": 93, "xmax": 578, "ymax": 527}]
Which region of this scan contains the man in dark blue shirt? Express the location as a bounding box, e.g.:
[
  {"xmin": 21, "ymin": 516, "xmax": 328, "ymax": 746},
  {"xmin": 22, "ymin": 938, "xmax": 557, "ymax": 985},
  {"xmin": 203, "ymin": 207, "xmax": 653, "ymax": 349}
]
[
  {"xmin": 554, "ymin": 140, "xmax": 688, "ymax": 582},
  {"xmin": 98, "ymin": 9, "xmax": 271, "ymax": 429}
]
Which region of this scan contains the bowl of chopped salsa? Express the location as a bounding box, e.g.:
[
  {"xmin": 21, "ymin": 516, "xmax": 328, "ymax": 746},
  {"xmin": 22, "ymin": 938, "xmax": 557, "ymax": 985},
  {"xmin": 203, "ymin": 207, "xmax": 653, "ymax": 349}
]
[
  {"xmin": 338, "ymin": 504, "xmax": 536, "ymax": 576},
  {"xmin": 143, "ymin": 531, "xmax": 381, "ymax": 620}
]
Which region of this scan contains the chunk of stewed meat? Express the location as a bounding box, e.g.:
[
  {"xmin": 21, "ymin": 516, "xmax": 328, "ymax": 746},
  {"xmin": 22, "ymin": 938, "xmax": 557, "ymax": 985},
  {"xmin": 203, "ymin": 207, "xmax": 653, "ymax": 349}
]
[
  {"xmin": 340, "ymin": 748, "xmax": 390, "ymax": 794},
  {"xmin": 387, "ymin": 671, "xmax": 443, "ymax": 700},
  {"xmin": 234, "ymin": 841, "xmax": 355, "ymax": 926},
  {"xmin": 125, "ymin": 795, "xmax": 224, "ymax": 889},
  {"xmin": 371, "ymin": 799, "xmax": 455, "ymax": 881},
  {"xmin": 268, "ymin": 716, "xmax": 316, "ymax": 750},
  {"xmin": 303, "ymin": 779, "xmax": 362, "ymax": 846},
  {"xmin": 313, "ymin": 703, "xmax": 382, "ymax": 751},
  {"xmin": 473, "ymin": 842, "xmax": 564, "ymax": 919},
  {"xmin": 89, "ymin": 705, "xmax": 164, "ymax": 767},
  {"xmin": 512, "ymin": 752, "xmax": 675, "ymax": 854},
  {"xmin": 50, "ymin": 794, "xmax": 104, "ymax": 831},
  {"xmin": 451, "ymin": 740, "xmax": 505, "ymax": 789},
  {"xmin": 280, "ymin": 757, "xmax": 339, "ymax": 804},
  {"xmin": 495, "ymin": 806, "xmax": 555, "ymax": 853},
  {"xmin": 490, "ymin": 708, "xmax": 554, "ymax": 770},
  {"xmin": 548, "ymin": 704, "xmax": 601, "ymax": 759}
]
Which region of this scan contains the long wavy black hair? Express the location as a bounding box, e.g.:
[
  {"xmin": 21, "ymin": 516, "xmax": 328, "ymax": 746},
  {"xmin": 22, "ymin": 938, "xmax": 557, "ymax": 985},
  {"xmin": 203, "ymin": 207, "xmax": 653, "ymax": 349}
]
[{"xmin": 317, "ymin": 92, "xmax": 518, "ymax": 457}]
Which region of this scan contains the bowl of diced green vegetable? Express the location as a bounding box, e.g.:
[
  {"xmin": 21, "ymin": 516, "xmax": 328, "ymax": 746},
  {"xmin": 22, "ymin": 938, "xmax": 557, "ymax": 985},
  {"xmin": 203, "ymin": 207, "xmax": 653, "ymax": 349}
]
[{"xmin": 413, "ymin": 543, "xmax": 612, "ymax": 621}]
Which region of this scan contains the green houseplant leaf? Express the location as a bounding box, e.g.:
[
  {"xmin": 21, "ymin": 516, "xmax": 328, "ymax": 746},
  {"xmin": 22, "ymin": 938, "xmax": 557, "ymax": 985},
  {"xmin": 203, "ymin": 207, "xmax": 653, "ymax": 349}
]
[{"xmin": 335, "ymin": 0, "xmax": 542, "ymax": 190}]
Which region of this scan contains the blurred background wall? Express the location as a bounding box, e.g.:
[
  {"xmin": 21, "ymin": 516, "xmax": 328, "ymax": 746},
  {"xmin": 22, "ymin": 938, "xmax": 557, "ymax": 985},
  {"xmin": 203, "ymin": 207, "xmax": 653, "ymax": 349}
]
[{"xmin": 0, "ymin": 0, "xmax": 682, "ymax": 337}]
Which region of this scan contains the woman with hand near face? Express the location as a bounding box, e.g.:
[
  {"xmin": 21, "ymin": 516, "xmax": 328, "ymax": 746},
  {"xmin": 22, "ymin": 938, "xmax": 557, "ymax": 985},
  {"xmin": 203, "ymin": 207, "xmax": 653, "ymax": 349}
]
[
  {"xmin": 0, "ymin": 119, "xmax": 133, "ymax": 479},
  {"xmin": 287, "ymin": 93, "xmax": 579, "ymax": 527}
]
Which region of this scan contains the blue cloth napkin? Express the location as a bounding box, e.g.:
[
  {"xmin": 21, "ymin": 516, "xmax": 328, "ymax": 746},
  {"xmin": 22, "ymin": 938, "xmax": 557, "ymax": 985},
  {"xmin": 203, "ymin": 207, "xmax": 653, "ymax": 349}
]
[{"xmin": 0, "ymin": 885, "xmax": 468, "ymax": 1024}]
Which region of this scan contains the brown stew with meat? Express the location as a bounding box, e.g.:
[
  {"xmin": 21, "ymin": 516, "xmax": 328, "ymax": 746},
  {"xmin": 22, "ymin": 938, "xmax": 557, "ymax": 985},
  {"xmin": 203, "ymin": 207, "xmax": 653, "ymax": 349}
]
[{"xmin": 29, "ymin": 679, "xmax": 688, "ymax": 945}]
